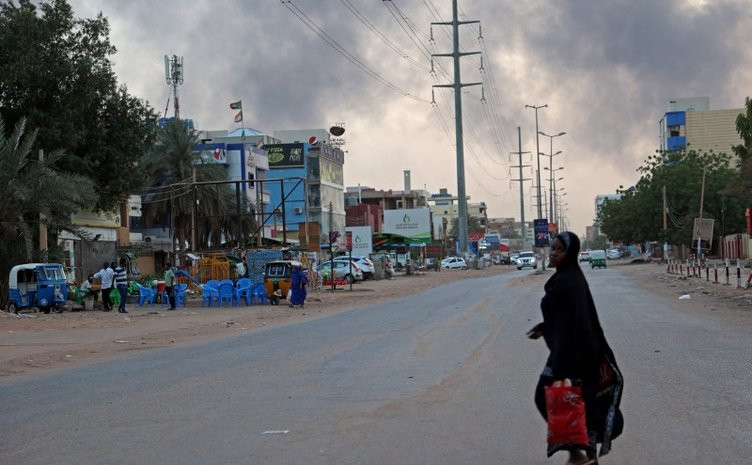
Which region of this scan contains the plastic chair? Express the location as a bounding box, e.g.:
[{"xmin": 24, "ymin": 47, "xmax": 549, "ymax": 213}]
[
  {"xmin": 217, "ymin": 282, "xmax": 236, "ymax": 307},
  {"xmin": 251, "ymin": 283, "xmax": 268, "ymax": 305},
  {"xmin": 201, "ymin": 283, "xmax": 219, "ymax": 307},
  {"xmin": 234, "ymin": 278, "xmax": 252, "ymax": 306},
  {"xmin": 137, "ymin": 285, "xmax": 156, "ymax": 307},
  {"xmin": 175, "ymin": 283, "xmax": 187, "ymax": 307}
]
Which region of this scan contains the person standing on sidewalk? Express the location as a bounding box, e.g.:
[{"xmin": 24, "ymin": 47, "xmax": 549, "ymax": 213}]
[
  {"xmin": 114, "ymin": 258, "xmax": 128, "ymax": 313},
  {"xmin": 93, "ymin": 262, "xmax": 115, "ymax": 312},
  {"xmin": 164, "ymin": 262, "xmax": 177, "ymax": 310}
]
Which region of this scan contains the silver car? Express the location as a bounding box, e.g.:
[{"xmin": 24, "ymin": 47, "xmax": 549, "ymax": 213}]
[{"xmin": 516, "ymin": 251, "xmax": 537, "ymax": 270}]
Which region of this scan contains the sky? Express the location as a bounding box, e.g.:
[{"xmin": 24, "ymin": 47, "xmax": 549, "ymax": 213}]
[{"xmin": 67, "ymin": 0, "xmax": 752, "ymax": 235}]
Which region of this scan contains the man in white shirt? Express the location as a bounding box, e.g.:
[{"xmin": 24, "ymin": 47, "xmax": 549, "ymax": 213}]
[{"xmin": 93, "ymin": 262, "xmax": 115, "ymax": 311}]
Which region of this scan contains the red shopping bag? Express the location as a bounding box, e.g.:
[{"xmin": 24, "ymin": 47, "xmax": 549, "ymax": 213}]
[{"xmin": 544, "ymin": 379, "xmax": 589, "ymax": 447}]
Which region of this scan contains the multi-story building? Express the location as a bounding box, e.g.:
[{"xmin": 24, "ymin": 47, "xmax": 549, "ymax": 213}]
[
  {"xmin": 269, "ymin": 129, "xmax": 346, "ymax": 250},
  {"xmin": 428, "ymin": 188, "xmax": 487, "ymax": 236},
  {"xmin": 659, "ymin": 97, "xmax": 743, "ymax": 155}
]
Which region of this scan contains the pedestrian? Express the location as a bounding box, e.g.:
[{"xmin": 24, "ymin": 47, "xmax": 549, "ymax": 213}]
[
  {"xmin": 289, "ymin": 265, "xmax": 307, "ymax": 308},
  {"xmin": 93, "ymin": 262, "xmax": 115, "ymax": 312},
  {"xmin": 114, "ymin": 258, "xmax": 128, "ymax": 313},
  {"xmin": 528, "ymin": 231, "xmax": 624, "ymax": 464},
  {"xmin": 164, "ymin": 262, "xmax": 177, "ymax": 310}
]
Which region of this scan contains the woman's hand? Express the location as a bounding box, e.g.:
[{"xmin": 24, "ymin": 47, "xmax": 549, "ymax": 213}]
[{"xmin": 526, "ymin": 323, "xmax": 543, "ymax": 340}]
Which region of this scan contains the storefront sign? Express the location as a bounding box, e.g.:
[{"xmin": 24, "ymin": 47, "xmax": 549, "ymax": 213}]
[{"xmin": 264, "ymin": 143, "xmax": 305, "ymax": 167}]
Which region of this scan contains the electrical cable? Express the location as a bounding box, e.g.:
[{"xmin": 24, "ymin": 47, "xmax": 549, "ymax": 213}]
[{"xmin": 281, "ymin": 1, "xmax": 430, "ymax": 103}]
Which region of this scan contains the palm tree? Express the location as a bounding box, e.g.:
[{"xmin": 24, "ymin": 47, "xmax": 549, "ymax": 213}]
[
  {"xmin": 141, "ymin": 121, "xmax": 255, "ymax": 252},
  {"xmin": 0, "ymin": 116, "xmax": 94, "ymax": 305},
  {"xmin": 449, "ymin": 214, "xmax": 485, "ymax": 238}
]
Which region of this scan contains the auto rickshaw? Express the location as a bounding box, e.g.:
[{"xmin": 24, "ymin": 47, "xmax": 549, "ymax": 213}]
[
  {"xmin": 590, "ymin": 250, "xmax": 607, "ymax": 269},
  {"xmin": 7, "ymin": 263, "xmax": 68, "ymax": 314},
  {"xmin": 263, "ymin": 260, "xmax": 302, "ymax": 305}
]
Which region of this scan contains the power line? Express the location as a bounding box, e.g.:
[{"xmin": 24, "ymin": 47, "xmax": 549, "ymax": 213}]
[
  {"xmin": 340, "ymin": 0, "xmax": 429, "ymax": 72},
  {"xmin": 281, "ymin": 1, "xmax": 430, "ymax": 103}
]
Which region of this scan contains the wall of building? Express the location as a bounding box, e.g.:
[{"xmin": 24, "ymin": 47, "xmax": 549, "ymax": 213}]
[{"xmin": 686, "ymin": 108, "xmax": 743, "ymax": 155}]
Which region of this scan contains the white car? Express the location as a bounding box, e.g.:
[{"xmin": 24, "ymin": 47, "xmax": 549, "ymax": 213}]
[
  {"xmin": 320, "ymin": 260, "xmax": 363, "ymax": 283},
  {"xmin": 441, "ymin": 257, "xmax": 468, "ymax": 270},
  {"xmin": 607, "ymin": 249, "xmax": 621, "ymax": 260},
  {"xmin": 334, "ymin": 256, "xmax": 374, "ymax": 279},
  {"xmin": 516, "ymin": 251, "xmax": 537, "ymax": 270}
]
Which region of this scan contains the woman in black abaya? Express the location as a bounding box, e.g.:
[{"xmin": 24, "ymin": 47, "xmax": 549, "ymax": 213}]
[{"xmin": 528, "ymin": 232, "xmax": 624, "ymax": 465}]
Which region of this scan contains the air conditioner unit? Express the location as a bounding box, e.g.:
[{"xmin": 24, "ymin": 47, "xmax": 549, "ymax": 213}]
[{"xmin": 293, "ymin": 207, "xmax": 303, "ymax": 215}]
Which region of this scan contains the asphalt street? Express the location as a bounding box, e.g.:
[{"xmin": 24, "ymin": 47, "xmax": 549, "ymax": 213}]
[{"xmin": 1, "ymin": 266, "xmax": 750, "ymax": 465}]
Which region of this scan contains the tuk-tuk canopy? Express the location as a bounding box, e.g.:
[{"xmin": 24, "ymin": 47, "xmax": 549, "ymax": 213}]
[{"xmin": 8, "ymin": 263, "xmax": 66, "ymax": 289}]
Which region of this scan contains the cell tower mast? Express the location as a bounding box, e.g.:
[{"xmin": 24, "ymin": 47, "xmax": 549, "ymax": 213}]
[{"xmin": 164, "ymin": 55, "xmax": 184, "ymax": 119}]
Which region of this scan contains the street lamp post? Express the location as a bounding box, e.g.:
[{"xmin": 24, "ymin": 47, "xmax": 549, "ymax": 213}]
[
  {"xmin": 539, "ymin": 131, "xmax": 565, "ymax": 221},
  {"xmin": 525, "ymin": 104, "xmax": 547, "ymax": 219},
  {"xmin": 544, "ymin": 166, "xmax": 565, "ymax": 224}
]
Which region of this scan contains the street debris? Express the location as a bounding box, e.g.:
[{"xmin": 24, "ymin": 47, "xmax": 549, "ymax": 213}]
[{"xmin": 678, "ymin": 294, "xmax": 691, "ymax": 300}]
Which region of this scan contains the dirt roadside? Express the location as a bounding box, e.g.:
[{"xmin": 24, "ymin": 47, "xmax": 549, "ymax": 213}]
[{"xmin": 1, "ymin": 261, "xmax": 749, "ymax": 380}]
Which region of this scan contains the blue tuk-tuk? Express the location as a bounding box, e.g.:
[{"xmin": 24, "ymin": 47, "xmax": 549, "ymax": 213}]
[{"xmin": 7, "ymin": 263, "xmax": 68, "ymax": 314}]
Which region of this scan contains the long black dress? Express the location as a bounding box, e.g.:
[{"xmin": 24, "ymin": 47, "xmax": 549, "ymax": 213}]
[{"xmin": 534, "ymin": 232, "xmax": 624, "ymax": 458}]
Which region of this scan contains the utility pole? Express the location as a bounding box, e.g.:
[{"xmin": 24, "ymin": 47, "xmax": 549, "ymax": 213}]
[
  {"xmin": 662, "ymin": 185, "xmax": 667, "ymax": 259},
  {"xmin": 510, "ymin": 127, "xmax": 530, "ymax": 249},
  {"xmin": 697, "ymin": 167, "xmax": 707, "ymax": 261},
  {"xmin": 191, "ymin": 167, "xmax": 197, "ymax": 250},
  {"xmin": 38, "ymin": 149, "xmax": 48, "ymax": 261},
  {"xmin": 524, "ymin": 104, "xmax": 547, "ymax": 219},
  {"xmin": 431, "ymin": 0, "xmax": 481, "ymax": 256}
]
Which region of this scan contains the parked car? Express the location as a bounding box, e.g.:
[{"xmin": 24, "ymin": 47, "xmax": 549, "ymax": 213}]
[
  {"xmin": 516, "ymin": 251, "xmax": 538, "ymax": 270},
  {"xmin": 319, "ymin": 260, "xmax": 363, "ymax": 283},
  {"xmin": 578, "ymin": 251, "xmax": 591, "ymax": 262},
  {"xmin": 589, "ymin": 250, "xmax": 607, "ymax": 269},
  {"xmin": 441, "ymin": 257, "xmax": 468, "ymax": 270},
  {"xmin": 607, "ymin": 248, "xmax": 621, "ymax": 260},
  {"xmin": 334, "ymin": 256, "xmax": 374, "ymax": 279},
  {"xmin": 510, "ymin": 254, "xmax": 520, "ymax": 266}
]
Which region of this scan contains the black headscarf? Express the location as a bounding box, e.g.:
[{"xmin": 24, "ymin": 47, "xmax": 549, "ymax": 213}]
[{"xmin": 552, "ymin": 231, "xmax": 581, "ymax": 272}]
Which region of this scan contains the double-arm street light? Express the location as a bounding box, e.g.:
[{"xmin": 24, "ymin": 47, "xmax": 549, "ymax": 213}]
[
  {"xmin": 525, "ymin": 104, "xmax": 547, "ymax": 219},
  {"xmin": 539, "ymin": 130, "xmax": 566, "ymax": 221}
]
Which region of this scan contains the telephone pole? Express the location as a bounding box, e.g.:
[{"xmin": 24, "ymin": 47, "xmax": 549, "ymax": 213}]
[
  {"xmin": 431, "ymin": 0, "xmax": 481, "ymax": 256},
  {"xmin": 510, "ymin": 127, "xmax": 530, "ymax": 248}
]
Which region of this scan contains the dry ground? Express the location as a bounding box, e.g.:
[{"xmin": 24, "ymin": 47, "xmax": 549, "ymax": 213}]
[{"xmin": 1, "ymin": 261, "xmax": 749, "ymax": 380}]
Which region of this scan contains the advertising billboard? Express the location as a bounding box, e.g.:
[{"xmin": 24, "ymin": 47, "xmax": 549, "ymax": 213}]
[
  {"xmin": 264, "ymin": 143, "xmax": 305, "ymax": 168},
  {"xmin": 534, "ymin": 219, "xmax": 550, "ymax": 247},
  {"xmin": 345, "ymin": 226, "xmax": 373, "ymax": 256},
  {"xmin": 383, "ymin": 208, "xmax": 431, "ymax": 244}
]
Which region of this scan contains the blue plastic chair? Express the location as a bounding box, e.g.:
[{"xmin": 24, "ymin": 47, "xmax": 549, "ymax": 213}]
[
  {"xmin": 137, "ymin": 285, "xmax": 156, "ymax": 307},
  {"xmin": 251, "ymin": 283, "xmax": 268, "ymax": 305},
  {"xmin": 175, "ymin": 283, "xmax": 187, "ymax": 307},
  {"xmin": 217, "ymin": 282, "xmax": 236, "ymax": 307},
  {"xmin": 234, "ymin": 278, "xmax": 252, "ymax": 306},
  {"xmin": 201, "ymin": 283, "xmax": 219, "ymax": 307}
]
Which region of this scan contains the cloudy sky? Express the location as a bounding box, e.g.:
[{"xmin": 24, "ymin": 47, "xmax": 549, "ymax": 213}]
[{"xmin": 68, "ymin": 0, "xmax": 752, "ymax": 235}]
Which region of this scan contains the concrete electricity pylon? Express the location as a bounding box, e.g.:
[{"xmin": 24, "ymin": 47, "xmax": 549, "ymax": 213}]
[
  {"xmin": 510, "ymin": 127, "xmax": 531, "ymax": 249},
  {"xmin": 164, "ymin": 55, "xmax": 184, "ymax": 119},
  {"xmin": 431, "ymin": 0, "xmax": 481, "ymax": 255}
]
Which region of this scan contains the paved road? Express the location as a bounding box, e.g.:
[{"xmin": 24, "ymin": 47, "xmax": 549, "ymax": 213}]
[{"xmin": 1, "ymin": 266, "xmax": 750, "ymax": 465}]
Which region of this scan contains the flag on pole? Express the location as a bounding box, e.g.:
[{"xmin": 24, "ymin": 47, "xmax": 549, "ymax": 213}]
[
  {"xmin": 234, "ymin": 110, "xmax": 243, "ymax": 123},
  {"xmin": 229, "ymin": 100, "xmax": 242, "ymax": 110}
]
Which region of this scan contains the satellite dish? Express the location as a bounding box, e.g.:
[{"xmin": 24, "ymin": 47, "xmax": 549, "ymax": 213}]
[{"xmin": 329, "ymin": 125, "xmax": 345, "ymax": 137}]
